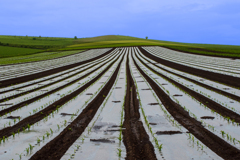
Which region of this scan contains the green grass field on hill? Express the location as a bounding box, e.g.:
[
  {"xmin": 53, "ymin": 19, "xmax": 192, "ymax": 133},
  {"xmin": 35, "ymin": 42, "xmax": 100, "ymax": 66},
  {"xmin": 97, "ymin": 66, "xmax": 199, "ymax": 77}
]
[{"xmin": 0, "ymin": 35, "xmax": 240, "ymax": 65}]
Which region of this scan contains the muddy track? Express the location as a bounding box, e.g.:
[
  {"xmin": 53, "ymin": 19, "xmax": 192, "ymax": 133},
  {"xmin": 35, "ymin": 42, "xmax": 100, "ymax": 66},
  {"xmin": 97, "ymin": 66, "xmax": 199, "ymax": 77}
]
[
  {"xmin": 137, "ymin": 49, "xmax": 240, "ymax": 102},
  {"xmin": 0, "ymin": 48, "xmax": 115, "ymax": 88},
  {"xmin": 135, "ymin": 51, "xmax": 240, "ymax": 124},
  {"xmin": 29, "ymin": 52, "xmax": 124, "ymax": 160},
  {"xmin": 132, "ymin": 53, "xmax": 240, "ymax": 160},
  {"xmin": 121, "ymin": 53, "xmax": 157, "ymax": 160},
  {"xmin": 0, "ymin": 53, "xmax": 119, "ymax": 117},
  {"xmin": 0, "ymin": 51, "xmax": 118, "ymax": 103},
  {"xmin": 0, "ymin": 53, "xmax": 122, "ymax": 139},
  {"xmin": 139, "ymin": 47, "xmax": 240, "ymax": 88}
]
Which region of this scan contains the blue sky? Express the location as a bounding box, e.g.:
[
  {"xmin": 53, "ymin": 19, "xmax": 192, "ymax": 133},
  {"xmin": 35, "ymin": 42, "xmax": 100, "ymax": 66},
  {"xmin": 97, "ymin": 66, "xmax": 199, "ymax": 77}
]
[{"xmin": 1, "ymin": 0, "xmax": 240, "ymax": 45}]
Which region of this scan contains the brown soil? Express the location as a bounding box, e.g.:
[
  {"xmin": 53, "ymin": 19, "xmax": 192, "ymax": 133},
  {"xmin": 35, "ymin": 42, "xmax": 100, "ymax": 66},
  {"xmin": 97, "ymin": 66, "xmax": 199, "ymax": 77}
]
[
  {"xmin": 132, "ymin": 53, "xmax": 240, "ymax": 160},
  {"xmin": 121, "ymin": 54, "xmax": 157, "ymax": 160},
  {"xmin": 173, "ymin": 94, "xmax": 183, "ymax": 97},
  {"xmin": 29, "ymin": 52, "xmax": 124, "ymax": 160},
  {"xmin": 0, "ymin": 53, "xmax": 122, "ymax": 139},
  {"xmin": 0, "ymin": 53, "xmax": 118, "ymax": 117},
  {"xmin": 148, "ymin": 103, "xmax": 159, "ymax": 105},
  {"xmin": 136, "ymin": 51, "xmax": 240, "ymax": 123},
  {"xmin": 201, "ymin": 116, "xmax": 215, "ymax": 120},
  {"xmin": 156, "ymin": 131, "xmax": 182, "ymax": 135},
  {"xmin": 112, "ymin": 101, "xmax": 121, "ymax": 103},
  {"xmin": 60, "ymin": 113, "xmax": 76, "ymax": 116},
  {"xmin": 90, "ymin": 139, "xmax": 115, "ymax": 143},
  {"xmin": 5, "ymin": 116, "xmax": 20, "ymax": 119},
  {"xmin": 0, "ymin": 48, "xmax": 115, "ymax": 88},
  {"xmin": 0, "ymin": 103, "xmax": 13, "ymax": 106},
  {"xmin": 139, "ymin": 47, "xmax": 240, "ymax": 88}
]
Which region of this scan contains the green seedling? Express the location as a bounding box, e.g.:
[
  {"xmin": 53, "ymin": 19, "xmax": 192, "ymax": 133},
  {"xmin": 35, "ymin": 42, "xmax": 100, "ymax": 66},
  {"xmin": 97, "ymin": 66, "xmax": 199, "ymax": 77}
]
[
  {"xmin": 46, "ymin": 131, "xmax": 50, "ymax": 137},
  {"xmin": 69, "ymin": 128, "xmax": 72, "ymax": 131},
  {"xmin": 25, "ymin": 147, "xmax": 30, "ymax": 155},
  {"xmin": 16, "ymin": 153, "xmax": 22, "ymax": 160},
  {"xmin": 117, "ymin": 148, "xmax": 122, "ymax": 157},
  {"xmin": 27, "ymin": 124, "xmax": 31, "ymax": 131},
  {"xmin": 29, "ymin": 144, "xmax": 34, "ymax": 152},
  {"xmin": 12, "ymin": 132, "xmax": 15, "ymax": 138},
  {"xmin": 50, "ymin": 128, "xmax": 53, "ymax": 134},
  {"xmin": 37, "ymin": 138, "xmax": 41, "ymax": 144}
]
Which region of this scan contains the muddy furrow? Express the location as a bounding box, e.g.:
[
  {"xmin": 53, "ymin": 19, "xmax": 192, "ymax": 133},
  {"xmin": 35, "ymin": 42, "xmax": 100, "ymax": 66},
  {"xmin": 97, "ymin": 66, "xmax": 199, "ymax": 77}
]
[
  {"xmin": 137, "ymin": 49, "xmax": 240, "ymax": 102},
  {"xmin": 0, "ymin": 52, "xmax": 119, "ymax": 117},
  {"xmin": 134, "ymin": 51, "xmax": 240, "ymax": 124},
  {"xmin": 0, "ymin": 53, "xmax": 122, "ymax": 139},
  {"xmin": 132, "ymin": 53, "xmax": 240, "ymax": 160},
  {"xmin": 139, "ymin": 47, "xmax": 240, "ymax": 88},
  {"xmin": 0, "ymin": 48, "xmax": 115, "ymax": 88},
  {"xmin": 121, "ymin": 53, "xmax": 157, "ymax": 160},
  {"xmin": 29, "ymin": 52, "xmax": 124, "ymax": 160},
  {"xmin": 0, "ymin": 50, "xmax": 117, "ymax": 103}
]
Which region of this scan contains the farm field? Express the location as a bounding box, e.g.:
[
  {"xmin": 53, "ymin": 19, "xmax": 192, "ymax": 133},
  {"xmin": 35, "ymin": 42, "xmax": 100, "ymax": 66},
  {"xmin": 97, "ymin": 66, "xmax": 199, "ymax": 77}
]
[{"xmin": 0, "ymin": 46, "xmax": 240, "ymax": 160}]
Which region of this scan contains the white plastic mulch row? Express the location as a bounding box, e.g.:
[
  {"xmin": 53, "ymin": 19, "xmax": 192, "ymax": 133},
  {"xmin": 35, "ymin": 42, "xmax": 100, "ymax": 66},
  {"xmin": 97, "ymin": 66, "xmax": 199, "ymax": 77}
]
[
  {"xmin": 0, "ymin": 48, "xmax": 119, "ymax": 101},
  {"xmin": 129, "ymin": 48, "xmax": 223, "ymax": 160},
  {"xmin": 133, "ymin": 48, "xmax": 240, "ymax": 149},
  {"xmin": 0, "ymin": 48, "xmax": 111, "ymax": 80},
  {"xmin": 61, "ymin": 49, "xmax": 128, "ymax": 160},
  {"xmin": 0, "ymin": 48, "xmax": 124, "ymax": 160},
  {"xmin": 143, "ymin": 47, "xmax": 240, "ymax": 78},
  {"xmin": 0, "ymin": 49, "xmax": 124, "ymax": 129}
]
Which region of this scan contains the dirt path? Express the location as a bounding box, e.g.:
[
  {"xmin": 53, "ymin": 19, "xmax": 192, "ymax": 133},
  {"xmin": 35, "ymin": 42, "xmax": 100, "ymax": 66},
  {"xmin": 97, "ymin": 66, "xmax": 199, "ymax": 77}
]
[
  {"xmin": 132, "ymin": 52, "xmax": 240, "ymax": 160},
  {"xmin": 121, "ymin": 52, "xmax": 157, "ymax": 160}
]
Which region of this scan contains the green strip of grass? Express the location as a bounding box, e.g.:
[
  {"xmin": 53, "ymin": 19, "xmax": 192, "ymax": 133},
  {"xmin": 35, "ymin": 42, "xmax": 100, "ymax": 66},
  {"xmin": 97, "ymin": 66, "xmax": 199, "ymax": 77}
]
[
  {"xmin": 1, "ymin": 35, "xmax": 240, "ymax": 61},
  {"xmin": 0, "ymin": 46, "xmax": 42, "ymax": 58},
  {"xmin": 0, "ymin": 50, "xmax": 84, "ymax": 65}
]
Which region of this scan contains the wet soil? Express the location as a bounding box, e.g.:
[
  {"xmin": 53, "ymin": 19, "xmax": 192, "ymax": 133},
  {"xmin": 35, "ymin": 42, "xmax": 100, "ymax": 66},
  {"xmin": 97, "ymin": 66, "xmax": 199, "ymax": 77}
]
[
  {"xmin": 148, "ymin": 103, "xmax": 159, "ymax": 105},
  {"xmin": 112, "ymin": 101, "xmax": 121, "ymax": 103},
  {"xmin": 173, "ymin": 94, "xmax": 183, "ymax": 97},
  {"xmin": 156, "ymin": 131, "xmax": 182, "ymax": 135},
  {"xmin": 0, "ymin": 103, "xmax": 13, "ymax": 106},
  {"xmin": 5, "ymin": 116, "xmax": 20, "ymax": 119},
  {"xmin": 121, "ymin": 55, "xmax": 157, "ymax": 160},
  {"xmin": 139, "ymin": 47, "xmax": 240, "ymax": 89},
  {"xmin": 132, "ymin": 53, "xmax": 240, "ymax": 160},
  {"xmin": 0, "ymin": 48, "xmax": 115, "ymax": 88},
  {"xmin": 28, "ymin": 52, "xmax": 124, "ymax": 160},
  {"xmin": 60, "ymin": 113, "xmax": 76, "ymax": 116},
  {"xmin": 90, "ymin": 139, "xmax": 115, "ymax": 143},
  {"xmin": 201, "ymin": 116, "xmax": 215, "ymax": 120}
]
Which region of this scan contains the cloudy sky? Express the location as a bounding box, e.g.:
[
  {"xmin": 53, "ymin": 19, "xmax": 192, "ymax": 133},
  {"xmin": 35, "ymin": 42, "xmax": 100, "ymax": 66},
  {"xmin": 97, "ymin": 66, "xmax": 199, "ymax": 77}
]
[{"xmin": 1, "ymin": 0, "xmax": 240, "ymax": 45}]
